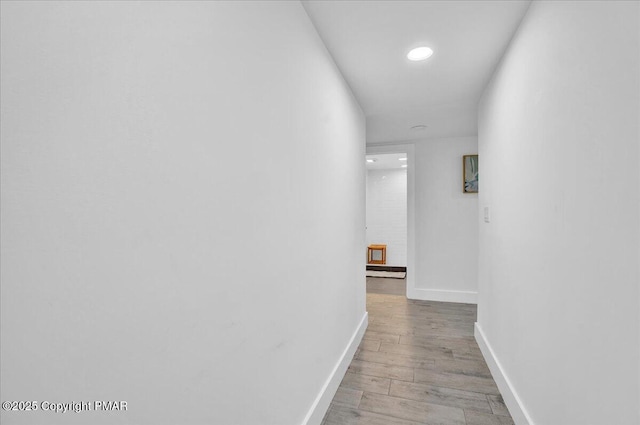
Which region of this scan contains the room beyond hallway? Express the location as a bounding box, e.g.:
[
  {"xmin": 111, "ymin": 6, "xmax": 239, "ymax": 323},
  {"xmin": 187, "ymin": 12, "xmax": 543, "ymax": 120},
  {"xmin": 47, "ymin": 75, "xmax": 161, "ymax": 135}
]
[{"xmin": 322, "ymin": 278, "xmax": 513, "ymax": 425}]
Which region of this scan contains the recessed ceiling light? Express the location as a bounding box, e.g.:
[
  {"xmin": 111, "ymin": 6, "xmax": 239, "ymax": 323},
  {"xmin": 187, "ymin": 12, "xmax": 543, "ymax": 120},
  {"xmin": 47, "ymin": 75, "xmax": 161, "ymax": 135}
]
[
  {"xmin": 410, "ymin": 125, "xmax": 428, "ymax": 132},
  {"xmin": 366, "ymin": 158, "xmax": 377, "ymax": 163},
  {"xmin": 401, "ymin": 164, "xmax": 408, "ymax": 168},
  {"xmin": 399, "ymin": 157, "xmax": 407, "ymax": 161},
  {"xmin": 407, "ymin": 47, "xmax": 433, "ymax": 61}
]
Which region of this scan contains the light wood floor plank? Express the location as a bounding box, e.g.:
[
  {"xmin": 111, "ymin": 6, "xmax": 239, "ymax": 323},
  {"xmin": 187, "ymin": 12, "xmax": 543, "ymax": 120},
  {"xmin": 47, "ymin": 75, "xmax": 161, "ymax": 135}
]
[
  {"xmin": 348, "ymin": 359, "xmax": 414, "ymax": 382},
  {"xmin": 379, "ymin": 341, "xmax": 455, "ymax": 360},
  {"xmin": 390, "ymin": 380, "xmax": 493, "ymax": 413},
  {"xmin": 332, "ymin": 387, "xmax": 363, "ymax": 408},
  {"xmin": 430, "ymin": 358, "xmax": 493, "ymax": 379},
  {"xmin": 341, "ymin": 372, "xmax": 391, "ymax": 395},
  {"xmin": 363, "ymin": 330, "xmax": 401, "ymax": 344},
  {"xmin": 356, "ymin": 349, "xmax": 436, "ymax": 370},
  {"xmin": 324, "ymin": 404, "xmax": 423, "ymax": 425},
  {"xmin": 399, "ymin": 335, "xmax": 476, "ymax": 351},
  {"xmin": 359, "ymin": 392, "xmax": 466, "ymax": 425},
  {"xmin": 358, "ymin": 339, "xmax": 381, "ymax": 352},
  {"xmin": 413, "ymin": 368, "xmax": 500, "ymax": 396},
  {"xmin": 464, "ymin": 409, "xmax": 516, "ymax": 425},
  {"xmin": 487, "ymin": 394, "xmax": 511, "ymax": 417},
  {"xmin": 325, "ymin": 280, "xmax": 514, "ymax": 425}
]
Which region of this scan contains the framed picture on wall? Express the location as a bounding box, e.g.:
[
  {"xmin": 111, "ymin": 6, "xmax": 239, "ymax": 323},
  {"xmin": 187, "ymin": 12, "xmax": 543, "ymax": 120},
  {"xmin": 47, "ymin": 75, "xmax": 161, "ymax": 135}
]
[{"xmin": 463, "ymin": 154, "xmax": 478, "ymax": 193}]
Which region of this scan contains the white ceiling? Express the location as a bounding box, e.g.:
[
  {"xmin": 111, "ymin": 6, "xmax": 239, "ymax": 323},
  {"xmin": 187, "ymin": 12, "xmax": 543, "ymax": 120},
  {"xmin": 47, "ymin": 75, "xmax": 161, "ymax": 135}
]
[
  {"xmin": 302, "ymin": 0, "xmax": 531, "ymax": 144},
  {"xmin": 366, "ymin": 152, "xmax": 408, "ymax": 170}
]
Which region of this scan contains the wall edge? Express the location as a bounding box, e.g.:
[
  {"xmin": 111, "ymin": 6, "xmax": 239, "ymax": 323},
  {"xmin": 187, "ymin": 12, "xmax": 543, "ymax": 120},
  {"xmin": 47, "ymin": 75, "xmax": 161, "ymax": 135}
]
[
  {"xmin": 474, "ymin": 322, "xmax": 533, "ymax": 425},
  {"xmin": 408, "ymin": 288, "xmax": 477, "ymax": 304},
  {"xmin": 301, "ymin": 311, "xmax": 368, "ymax": 425}
]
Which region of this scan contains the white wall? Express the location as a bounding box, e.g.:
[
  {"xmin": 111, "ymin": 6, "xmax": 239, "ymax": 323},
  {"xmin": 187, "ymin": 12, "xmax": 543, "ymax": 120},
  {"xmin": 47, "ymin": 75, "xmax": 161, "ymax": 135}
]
[
  {"xmin": 477, "ymin": 2, "xmax": 639, "ymax": 424},
  {"xmin": 0, "ymin": 2, "xmax": 366, "ymax": 425},
  {"xmin": 412, "ymin": 137, "xmax": 479, "ymax": 303},
  {"xmin": 366, "ymin": 169, "xmax": 407, "ymax": 266}
]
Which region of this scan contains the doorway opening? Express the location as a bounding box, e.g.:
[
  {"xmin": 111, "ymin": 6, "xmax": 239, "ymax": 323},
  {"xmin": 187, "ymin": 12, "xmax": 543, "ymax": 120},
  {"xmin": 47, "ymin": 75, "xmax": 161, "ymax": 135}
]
[{"xmin": 365, "ymin": 152, "xmax": 408, "ymax": 296}]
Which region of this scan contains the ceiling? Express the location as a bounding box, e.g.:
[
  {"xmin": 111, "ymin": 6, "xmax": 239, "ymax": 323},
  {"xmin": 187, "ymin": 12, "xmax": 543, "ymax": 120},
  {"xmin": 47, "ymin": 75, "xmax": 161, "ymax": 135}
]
[
  {"xmin": 366, "ymin": 152, "xmax": 408, "ymax": 170},
  {"xmin": 302, "ymin": 0, "xmax": 531, "ymax": 144}
]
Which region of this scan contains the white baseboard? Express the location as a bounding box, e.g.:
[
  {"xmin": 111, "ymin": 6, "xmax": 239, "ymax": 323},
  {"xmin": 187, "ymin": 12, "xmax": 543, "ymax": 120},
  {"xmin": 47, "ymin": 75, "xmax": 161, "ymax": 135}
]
[
  {"xmin": 408, "ymin": 287, "xmax": 477, "ymax": 304},
  {"xmin": 474, "ymin": 323, "xmax": 533, "ymax": 425},
  {"xmin": 302, "ymin": 312, "xmax": 368, "ymax": 425}
]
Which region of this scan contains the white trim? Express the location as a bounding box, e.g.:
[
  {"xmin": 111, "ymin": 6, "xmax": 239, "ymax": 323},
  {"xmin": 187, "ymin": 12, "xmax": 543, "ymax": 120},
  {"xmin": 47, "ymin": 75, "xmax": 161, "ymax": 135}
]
[
  {"xmin": 408, "ymin": 287, "xmax": 477, "ymax": 304},
  {"xmin": 302, "ymin": 312, "xmax": 368, "ymax": 425},
  {"xmin": 474, "ymin": 323, "xmax": 534, "ymax": 425}
]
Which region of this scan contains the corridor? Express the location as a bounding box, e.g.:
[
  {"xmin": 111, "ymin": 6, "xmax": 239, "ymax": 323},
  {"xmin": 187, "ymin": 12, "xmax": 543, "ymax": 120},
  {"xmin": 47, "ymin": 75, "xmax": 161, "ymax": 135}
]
[
  {"xmin": 2, "ymin": 2, "xmax": 638, "ymax": 424},
  {"xmin": 322, "ymin": 278, "xmax": 513, "ymax": 425}
]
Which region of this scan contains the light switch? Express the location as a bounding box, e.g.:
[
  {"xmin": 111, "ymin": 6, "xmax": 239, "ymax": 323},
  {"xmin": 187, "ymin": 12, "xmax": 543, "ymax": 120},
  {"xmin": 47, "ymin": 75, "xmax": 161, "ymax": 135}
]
[{"xmin": 484, "ymin": 206, "xmax": 490, "ymax": 223}]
